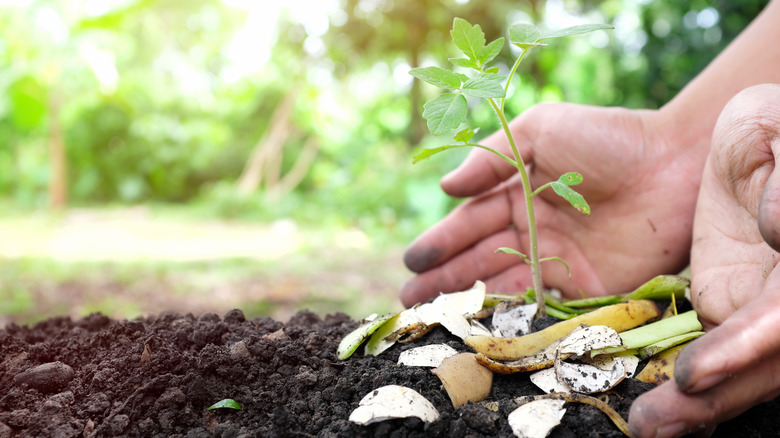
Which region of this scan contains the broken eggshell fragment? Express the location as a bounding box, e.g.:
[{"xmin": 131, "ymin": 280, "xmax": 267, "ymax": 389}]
[
  {"xmin": 554, "ymin": 354, "xmax": 627, "ymax": 394},
  {"xmin": 557, "ymin": 325, "xmax": 622, "ymax": 357},
  {"xmin": 508, "ymin": 398, "xmax": 566, "ymax": 438},
  {"xmin": 491, "ymin": 301, "xmax": 537, "ymax": 338},
  {"xmin": 432, "ymin": 353, "xmax": 493, "ymax": 408},
  {"xmin": 397, "ymin": 344, "xmax": 459, "ymax": 367},
  {"xmin": 431, "ymin": 280, "xmax": 486, "ymax": 315},
  {"xmin": 349, "ymin": 385, "xmax": 440, "ymax": 425}
]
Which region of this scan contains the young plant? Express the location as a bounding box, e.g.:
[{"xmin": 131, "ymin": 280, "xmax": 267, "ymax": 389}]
[{"xmin": 410, "ymin": 18, "xmax": 612, "ymax": 318}]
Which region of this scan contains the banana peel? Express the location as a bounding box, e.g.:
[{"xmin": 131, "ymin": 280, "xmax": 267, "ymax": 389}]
[
  {"xmin": 465, "ymin": 300, "xmax": 660, "ymax": 360},
  {"xmin": 635, "ymin": 343, "xmax": 687, "ymax": 385}
]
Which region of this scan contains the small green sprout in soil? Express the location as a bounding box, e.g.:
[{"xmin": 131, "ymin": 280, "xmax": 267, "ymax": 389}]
[
  {"xmin": 206, "ymin": 398, "xmax": 242, "ymax": 411},
  {"xmin": 410, "ymin": 18, "xmax": 612, "ymax": 317}
]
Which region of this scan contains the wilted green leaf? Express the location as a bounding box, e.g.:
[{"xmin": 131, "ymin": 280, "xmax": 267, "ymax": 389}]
[
  {"xmin": 551, "ymin": 182, "xmax": 590, "ymax": 215},
  {"xmin": 451, "ymin": 18, "xmax": 486, "ymax": 65},
  {"xmin": 622, "ymin": 275, "xmax": 690, "ymax": 302},
  {"xmin": 496, "ymin": 247, "xmax": 531, "ymax": 264},
  {"xmin": 540, "ymin": 24, "xmax": 613, "ymax": 41},
  {"xmin": 422, "ymin": 93, "xmax": 468, "ymax": 135},
  {"xmin": 453, "ymin": 127, "xmax": 477, "ymax": 143},
  {"xmin": 207, "ymin": 399, "xmax": 242, "ymax": 410},
  {"xmin": 409, "ymin": 66, "xmax": 464, "ymax": 89},
  {"xmin": 461, "ymin": 77, "xmax": 506, "ymax": 98}
]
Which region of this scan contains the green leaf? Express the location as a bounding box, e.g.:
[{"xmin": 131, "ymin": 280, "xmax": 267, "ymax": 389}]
[
  {"xmin": 422, "ymin": 93, "xmax": 468, "ymax": 135},
  {"xmin": 207, "ymin": 399, "xmax": 242, "ymax": 410},
  {"xmin": 557, "ymin": 172, "xmax": 584, "ymax": 186},
  {"xmin": 409, "ymin": 66, "xmax": 463, "ymax": 89},
  {"xmin": 485, "ymin": 67, "xmax": 500, "ymax": 74},
  {"xmin": 496, "ymin": 247, "xmax": 531, "ymax": 265},
  {"xmin": 451, "ymin": 18, "xmax": 486, "ymax": 65},
  {"xmin": 540, "ymin": 24, "xmax": 613, "ymax": 40},
  {"xmin": 551, "ymin": 182, "xmax": 591, "ymax": 215},
  {"xmin": 413, "ymin": 144, "xmax": 470, "ymax": 163},
  {"xmin": 453, "ymin": 127, "xmax": 477, "ymax": 143},
  {"xmin": 477, "ymin": 72, "xmax": 506, "ymax": 82},
  {"xmin": 461, "ymin": 77, "xmax": 506, "ymax": 98},
  {"xmin": 480, "ymin": 37, "xmax": 505, "ymax": 65},
  {"xmin": 449, "ymin": 57, "xmax": 480, "ymax": 69},
  {"xmin": 508, "ymin": 23, "xmax": 544, "ymax": 46}
]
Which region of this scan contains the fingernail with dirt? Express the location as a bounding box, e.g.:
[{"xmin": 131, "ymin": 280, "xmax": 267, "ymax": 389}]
[
  {"xmin": 399, "ymin": 278, "xmax": 433, "ymax": 308},
  {"xmin": 673, "ymin": 338, "xmax": 729, "ymax": 393},
  {"xmin": 403, "ymin": 246, "xmax": 443, "ymax": 272}
]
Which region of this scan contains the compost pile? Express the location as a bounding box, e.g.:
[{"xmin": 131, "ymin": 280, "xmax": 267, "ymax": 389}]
[{"xmin": 0, "ymin": 309, "xmax": 777, "ymax": 437}]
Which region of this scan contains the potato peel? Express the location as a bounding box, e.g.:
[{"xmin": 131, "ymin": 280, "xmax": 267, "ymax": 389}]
[
  {"xmin": 337, "ymin": 313, "xmax": 397, "ymax": 360},
  {"xmin": 432, "ymin": 353, "xmax": 493, "ymax": 408},
  {"xmin": 635, "ymin": 343, "xmax": 687, "ymax": 385},
  {"xmin": 466, "ymin": 300, "xmax": 660, "ymax": 360}
]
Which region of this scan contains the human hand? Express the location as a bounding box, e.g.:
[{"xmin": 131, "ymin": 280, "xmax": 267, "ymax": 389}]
[
  {"xmin": 401, "ymin": 102, "xmax": 706, "ymax": 307},
  {"xmin": 629, "ymin": 84, "xmax": 780, "ymax": 437}
]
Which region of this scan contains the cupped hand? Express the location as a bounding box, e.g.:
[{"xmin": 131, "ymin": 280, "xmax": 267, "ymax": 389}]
[
  {"xmin": 401, "ymin": 102, "xmax": 705, "ymax": 307},
  {"xmin": 630, "ymin": 84, "xmax": 780, "ymax": 437}
]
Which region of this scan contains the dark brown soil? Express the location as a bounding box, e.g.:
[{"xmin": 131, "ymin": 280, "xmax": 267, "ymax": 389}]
[{"xmin": 0, "ymin": 309, "xmax": 777, "ymax": 437}]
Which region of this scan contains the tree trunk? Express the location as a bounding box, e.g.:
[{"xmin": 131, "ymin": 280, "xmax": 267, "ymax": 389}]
[
  {"xmin": 237, "ymin": 89, "xmax": 298, "ymax": 196},
  {"xmin": 48, "ymin": 94, "xmax": 67, "ymax": 210}
]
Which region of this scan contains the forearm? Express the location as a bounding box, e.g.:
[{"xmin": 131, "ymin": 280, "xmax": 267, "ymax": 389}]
[{"xmin": 659, "ymin": 0, "xmax": 780, "ymax": 156}]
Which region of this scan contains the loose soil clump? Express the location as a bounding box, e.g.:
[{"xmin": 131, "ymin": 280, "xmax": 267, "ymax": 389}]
[{"xmin": 0, "ymin": 309, "xmax": 776, "ymax": 437}]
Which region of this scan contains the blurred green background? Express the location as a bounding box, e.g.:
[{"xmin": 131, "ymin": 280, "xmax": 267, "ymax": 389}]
[{"xmin": 0, "ymin": 0, "xmax": 767, "ymax": 326}]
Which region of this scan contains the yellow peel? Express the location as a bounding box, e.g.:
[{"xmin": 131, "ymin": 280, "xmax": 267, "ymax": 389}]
[
  {"xmin": 432, "ymin": 353, "xmax": 493, "ymax": 408},
  {"xmin": 465, "ymin": 300, "xmax": 660, "ymax": 360},
  {"xmin": 635, "ymin": 343, "xmax": 687, "ymax": 385}
]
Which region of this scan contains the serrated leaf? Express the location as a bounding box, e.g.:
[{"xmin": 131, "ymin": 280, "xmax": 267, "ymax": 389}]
[
  {"xmin": 540, "ymin": 23, "xmax": 613, "ymax": 40},
  {"xmin": 409, "ymin": 66, "xmax": 463, "ymax": 89},
  {"xmin": 508, "ymin": 23, "xmax": 543, "ymax": 45},
  {"xmin": 461, "ymin": 77, "xmax": 505, "ymax": 98},
  {"xmin": 451, "ymin": 18, "xmax": 486, "ymax": 64},
  {"xmin": 422, "ymin": 94, "xmax": 468, "ymax": 135},
  {"xmin": 480, "ymin": 37, "xmax": 504, "ymax": 64},
  {"xmin": 557, "ymin": 172, "xmax": 583, "ymax": 186},
  {"xmin": 413, "ymin": 144, "xmax": 468, "ymax": 163},
  {"xmin": 453, "ymin": 127, "xmax": 476, "ymax": 143},
  {"xmin": 449, "ymin": 57, "xmax": 480, "ymax": 69},
  {"xmin": 477, "ymin": 72, "xmax": 506, "ymax": 82},
  {"xmin": 551, "ymin": 182, "xmax": 591, "ymax": 215},
  {"xmin": 207, "ymin": 399, "xmax": 242, "ymax": 410}
]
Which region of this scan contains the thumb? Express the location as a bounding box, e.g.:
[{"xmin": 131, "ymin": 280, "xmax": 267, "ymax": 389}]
[{"xmin": 758, "ymin": 157, "xmax": 780, "ymax": 251}]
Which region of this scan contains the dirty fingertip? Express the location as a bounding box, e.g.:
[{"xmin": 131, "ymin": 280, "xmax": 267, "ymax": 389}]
[
  {"xmin": 399, "ymin": 278, "xmax": 431, "ymax": 308},
  {"xmin": 403, "ymin": 246, "xmax": 443, "ymax": 273}
]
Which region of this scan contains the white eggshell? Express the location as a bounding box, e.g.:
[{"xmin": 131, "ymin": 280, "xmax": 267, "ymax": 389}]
[
  {"xmin": 349, "ymin": 385, "xmax": 440, "ymax": 425},
  {"xmin": 508, "ymin": 399, "xmax": 566, "ymax": 438}
]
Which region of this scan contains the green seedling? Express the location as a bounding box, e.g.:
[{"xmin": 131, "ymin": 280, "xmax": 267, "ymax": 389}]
[
  {"xmin": 410, "ymin": 19, "xmax": 612, "ymax": 318},
  {"xmin": 206, "ymin": 398, "xmax": 242, "ymax": 410}
]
